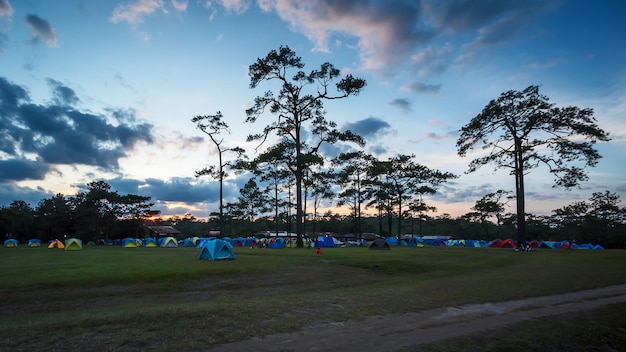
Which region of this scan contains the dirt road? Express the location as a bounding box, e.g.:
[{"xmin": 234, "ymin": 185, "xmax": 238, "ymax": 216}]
[{"xmin": 206, "ymin": 284, "xmax": 626, "ymax": 352}]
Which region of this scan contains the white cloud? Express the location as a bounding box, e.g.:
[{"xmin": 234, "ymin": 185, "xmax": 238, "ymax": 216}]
[{"xmin": 110, "ymin": 0, "xmax": 166, "ymax": 24}]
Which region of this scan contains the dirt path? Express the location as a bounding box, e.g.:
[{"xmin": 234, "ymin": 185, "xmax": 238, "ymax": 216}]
[{"xmin": 205, "ymin": 284, "xmax": 626, "ymax": 352}]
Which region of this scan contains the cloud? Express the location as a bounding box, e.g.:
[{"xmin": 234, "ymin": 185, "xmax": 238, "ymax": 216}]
[
  {"xmin": 389, "ymin": 98, "xmax": 412, "ymax": 113},
  {"xmin": 107, "ymin": 176, "xmax": 238, "ymax": 205},
  {"xmin": 0, "ymin": 76, "xmax": 154, "ymax": 181},
  {"xmin": 24, "ymin": 14, "xmax": 58, "ymax": 47},
  {"xmin": 46, "ymin": 78, "xmax": 79, "ymax": 105},
  {"xmin": 0, "ymin": 0, "xmax": 13, "ymax": 18},
  {"xmin": 401, "ymin": 81, "xmax": 441, "ymax": 94},
  {"xmin": 422, "ymin": 131, "xmax": 458, "ymax": 141},
  {"xmin": 342, "ymin": 116, "xmax": 391, "ymax": 138},
  {"xmin": 170, "ymin": 0, "xmax": 188, "ymax": 12},
  {"xmin": 0, "ymin": 182, "xmax": 52, "ymax": 207},
  {"xmin": 258, "ymin": 0, "xmax": 434, "ymax": 73},
  {"xmin": 0, "ymin": 159, "xmax": 50, "ymax": 181},
  {"xmin": 210, "ymin": 0, "xmax": 251, "ymax": 14},
  {"xmin": 110, "ymin": 0, "xmax": 166, "ymax": 24}
]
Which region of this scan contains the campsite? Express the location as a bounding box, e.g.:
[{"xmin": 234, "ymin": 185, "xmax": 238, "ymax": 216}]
[{"xmin": 1, "ymin": 242, "xmax": 625, "ymax": 351}]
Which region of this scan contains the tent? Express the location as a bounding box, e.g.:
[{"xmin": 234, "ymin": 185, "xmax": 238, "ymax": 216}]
[
  {"xmin": 121, "ymin": 238, "xmax": 137, "ymax": 247},
  {"xmin": 4, "ymin": 239, "xmax": 18, "ymax": 247},
  {"xmin": 463, "ymin": 240, "xmax": 481, "ymax": 247},
  {"xmin": 143, "ymin": 238, "xmax": 157, "ymax": 247},
  {"xmin": 48, "ymin": 239, "xmax": 65, "ymax": 249},
  {"xmin": 385, "ymin": 237, "xmax": 399, "ymax": 246},
  {"xmin": 28, "ymin": 239, "xmax": 41, "ymax": 247},
  {"xmin": 407, "ymin": 238, "xmax": 424, "ymax": 247},
  {"xmin": 158, "ymin": 236, "xmax": 178, "ymax": 247},
  {"xmin": 501, "ymin": 239, "xmax": 515, "ymax": 248},
  {"xmin": 269, "ymin": 238, "xmax": 286, "ymax": 249},
  {"xmin": 65, "ymin": 238, "xmax": 83, "ymax": 250},
  {"xmin": 198, "ymin": 239, "xmax": 235, "ymax": 260},
  {"xmin": 244, "ymin": 237, "xmax": 258, "ymax": 247},
  {"xmin": 231, "ymin": 237, "xmax": 246, "ymax": 247},
  {"xmin": 182, "ymin": 238, "xmax": 197, "ymax": 247},
  {"xmin": 315, "ymin": 236, "xmax": 344, "ymax": 248},
  {"xmin": 489, "ymin": 239, "xmax": 503, "ymax": 248},
  {"xmin": 369, "ymin": 238, "xmax": 391, "ymax": 250}
]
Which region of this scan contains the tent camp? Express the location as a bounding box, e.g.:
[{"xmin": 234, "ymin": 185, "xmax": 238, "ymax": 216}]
[
  {"xmin": 28, "ymin": 239, "xmax": 41, "ymax": 247},
  {"xmin": 65, "ymin": 238, "xmax": 83, "ymax": 250},
  {"xmin": 4, "ymin": 239, "xmax": 18, "ymax": 247},
  {"xmin": 369, "ymin": 239, "xmax": 391, "ymax": 250},
  {"xmin": 198, "ymin": 239, "xmax": 235, "ymax": 260},
  {"xmin": 48, "ymin": 239, "xmax": 65, "ymax": 249}
]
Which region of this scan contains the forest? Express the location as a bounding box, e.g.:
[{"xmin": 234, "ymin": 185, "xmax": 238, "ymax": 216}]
[{"xmin": 0, "ymin": 180, "xmax": 624, "ymax": 248}]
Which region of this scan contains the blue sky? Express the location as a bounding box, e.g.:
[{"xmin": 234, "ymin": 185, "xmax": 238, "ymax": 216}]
[{"xmin": 0, "ymin": 0, "xmax": 624, "ymax": 219}]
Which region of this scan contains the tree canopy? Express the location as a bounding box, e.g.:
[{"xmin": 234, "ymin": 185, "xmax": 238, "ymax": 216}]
[
  {"xmin": 245, "ymin": 45, "xmax": 366, "ymax": 247},
  {"xmin": 456, "ymin": 85, "xmax": 610, "ymax": 242}
]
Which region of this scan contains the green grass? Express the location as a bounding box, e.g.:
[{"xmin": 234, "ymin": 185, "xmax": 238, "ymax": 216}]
[{"xmin": 1, "ymin": 245, "xmax": 625, "ymax": 351}]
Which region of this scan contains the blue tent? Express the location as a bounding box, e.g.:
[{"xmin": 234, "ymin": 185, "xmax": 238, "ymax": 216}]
[
  {"xmin": 269, "ymin": 238, "xmax": 286, "ymax": 249},
  {"xmin": 315, "ymin": 236, "xmax": 342, "ymax": 248},
  {"xmin": 198, "ymin": 239, "xmax": 235, "ymax": 260},
  {"xmin": 385, "ymin": 237, "xmax": 399, "ymax": 246},
  {"xmin": 4, "ymin": 239, "xmax": 18, "ymax": 247},
  {"xmin": 406, "ymin": 238, "xmax": 424, "ymax": 247},
  {"xmin": 121, "ymin": 238, "xmax": 137, "ymax": 247},
  {"xmin": 143, "ymin": 238, "xmax": 157, "ymax": 247}
]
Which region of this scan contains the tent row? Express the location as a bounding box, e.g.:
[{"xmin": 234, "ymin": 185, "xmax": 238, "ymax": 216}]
[
  {"xmin": 383, "ymin": 237, "xmax": 604, "ymax": 250},
  {"xmin": 4, "ymin": 236, "xmax": 605, "ymax": 251}
]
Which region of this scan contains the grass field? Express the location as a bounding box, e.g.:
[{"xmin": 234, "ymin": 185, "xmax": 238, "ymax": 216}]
[{"xmin": 1, "ymin": 245, "xmax": 625, "ymax": 351}]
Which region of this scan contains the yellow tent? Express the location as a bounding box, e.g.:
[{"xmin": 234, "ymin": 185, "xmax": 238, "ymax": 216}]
[{"xmin": 48, "ymin": 239, "xmax": 65, "ymax": 249}]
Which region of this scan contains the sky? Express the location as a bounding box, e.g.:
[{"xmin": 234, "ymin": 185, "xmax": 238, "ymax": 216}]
[{"xmin": 0, "ymin": 0, "xmax": 625, "ymax": 221}]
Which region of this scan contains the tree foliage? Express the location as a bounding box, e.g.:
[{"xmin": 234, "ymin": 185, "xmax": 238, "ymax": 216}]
[
  {"xmin": 456, "ymin": 85, "xmax": 610, "ymax": 241},
  {"xmin": 245, "ymin": 46, "xmax": 366, "ymax": 247}
]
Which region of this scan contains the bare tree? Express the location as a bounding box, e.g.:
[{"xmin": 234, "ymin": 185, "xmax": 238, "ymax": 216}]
[{"xmin": 192, "ymin": 111, "xmax": 245, "ymax": 235}]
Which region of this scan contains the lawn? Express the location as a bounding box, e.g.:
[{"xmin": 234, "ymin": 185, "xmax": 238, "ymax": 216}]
[{"xmin": 1, "ymin": 244, "xmax": 625, "ymax": 351}]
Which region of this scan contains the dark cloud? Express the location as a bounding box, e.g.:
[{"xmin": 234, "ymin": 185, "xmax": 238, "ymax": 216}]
[
  {"xmin": 343, "ymin": 117, "xmax": 391, "ymax": 138},
  {"xmin": 389, "ymin": 98, "xmax": 412, "ymax": 113},
  {"xmin": 402, "ymin": 81, "xmax": 441, "ymax": 94},
  {"xmin": 24, "ymin": 13, "xmax": 58, "ymax": 46},
  {"xmin": 0, "ymin": 158, "xmax": 50, "ymax": 181},
  {"xmin": 433, "ymin": 182, "xmax": 505, "ymax": 204},
  {"xmin": 132, "ymin": 177, "xmax": 232, "ymax": 204},
  {"xmin": 0, "ymin": 182, "xmax": 52, "ymax": 208},
  {"xmin": 0, "ymin": 0, "xmax": 13, "ymax": 17},
  {"xmin": 47, "ymin": 78, "xmax": 79, "ymax": 105},
  {"xmin": 422, "ymin": 131, "xmax": 458, "ymax": 141},
  {"xmin": 425, "ymin": 0, "xmax": 522, "ymax": 33},
  {"xmin": 0, "ymin": 76, "xmax": 154, "ymax": 182}
]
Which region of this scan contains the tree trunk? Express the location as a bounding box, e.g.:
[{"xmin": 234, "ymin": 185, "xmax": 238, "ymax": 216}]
[
  {"xmin": 514, "ymin": 138, "xmax": 526, "ymax": 243},
  {"xmin": 295, "ymin": 129, "xmax": 304, "ymax": 248}
]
